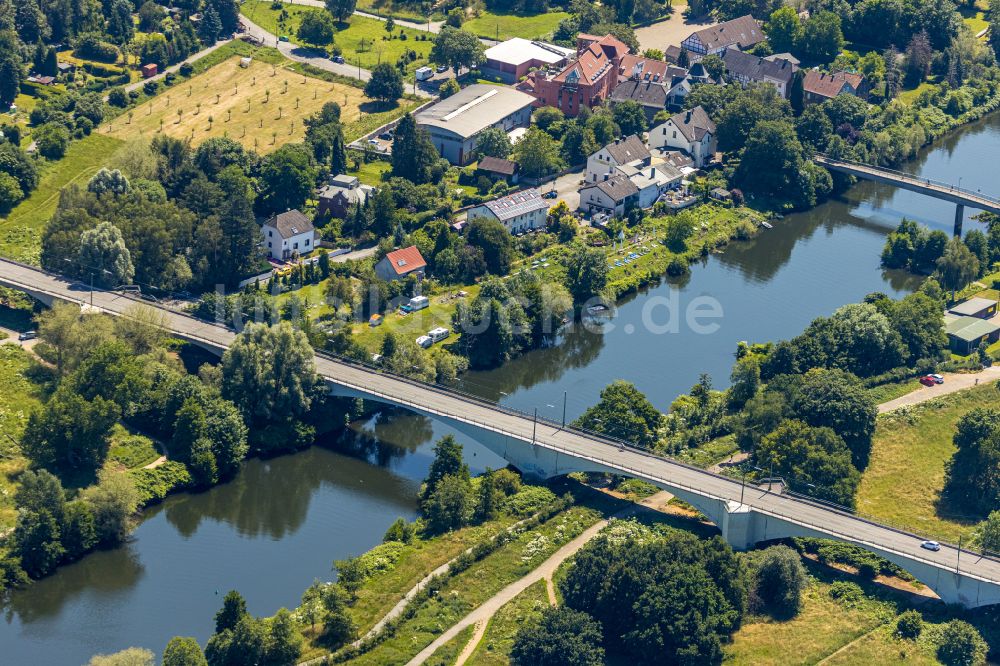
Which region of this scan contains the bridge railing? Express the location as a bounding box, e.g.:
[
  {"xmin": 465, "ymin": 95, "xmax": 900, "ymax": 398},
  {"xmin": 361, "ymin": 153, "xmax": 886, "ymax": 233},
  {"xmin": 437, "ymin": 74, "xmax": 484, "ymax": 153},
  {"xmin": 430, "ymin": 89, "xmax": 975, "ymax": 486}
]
[
  {"xmin": 6, "ymin": 260, "xmax": 1000, "ymax": 572},
  {"xmin": 814, "ymin": 153, "xmax": 1000, "ymax": 206},
  {"xmin": 310, "ymin": 348, "xmax": 1000, "ymax": 569}
]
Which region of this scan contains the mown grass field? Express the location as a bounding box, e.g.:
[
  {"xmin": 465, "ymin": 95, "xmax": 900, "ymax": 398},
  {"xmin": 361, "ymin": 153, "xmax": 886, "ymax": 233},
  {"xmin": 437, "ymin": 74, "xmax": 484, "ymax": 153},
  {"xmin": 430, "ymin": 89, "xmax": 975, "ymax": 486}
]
[
  {"xmin": 242, "ymin": 2, "xmax": 434, "ymax": 75},
  {"xmin": 0, "ymin": 132, "xmax": 123, "ymax": 263},
  {"xmin": 463, "ymin": 11, "xmax": 571, "ymax": 41},
  {"xmin": 856, "ymin": 383, "xmax": 999, "ymax": 542},
  {"xmin": 350, "ymin": 285, "xmax": 481, "ymax": 353},
  {"xmin": 102, "ymin": 58, "xmax": 365, "ymax": 154}
]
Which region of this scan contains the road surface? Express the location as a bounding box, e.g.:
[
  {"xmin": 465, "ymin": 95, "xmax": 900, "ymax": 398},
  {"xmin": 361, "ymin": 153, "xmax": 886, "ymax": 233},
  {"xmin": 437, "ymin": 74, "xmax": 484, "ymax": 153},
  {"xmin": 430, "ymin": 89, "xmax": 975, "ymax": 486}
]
[
  {"xmin": 2, "ymin": 258, "xmax": 1000, "ymax": 602},
  {"xmin": 878, "ymin": 366, "xmax": 1000, "ymax": 413},
  {"xmin": 240, "ymin": 14, "xmax": 436, "ymax": 98}
]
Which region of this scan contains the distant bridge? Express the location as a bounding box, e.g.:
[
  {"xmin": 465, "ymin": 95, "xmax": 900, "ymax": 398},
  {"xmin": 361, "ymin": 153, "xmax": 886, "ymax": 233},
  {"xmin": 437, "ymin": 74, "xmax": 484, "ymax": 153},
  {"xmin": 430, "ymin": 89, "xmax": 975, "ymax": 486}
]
[
  {"xmin": 3, "ymin": 257, "xmax": 1000, "ymax": 608},
  {"xmin": 814, "ymin": 153, "xmax": 1000, "ymax": 236}
]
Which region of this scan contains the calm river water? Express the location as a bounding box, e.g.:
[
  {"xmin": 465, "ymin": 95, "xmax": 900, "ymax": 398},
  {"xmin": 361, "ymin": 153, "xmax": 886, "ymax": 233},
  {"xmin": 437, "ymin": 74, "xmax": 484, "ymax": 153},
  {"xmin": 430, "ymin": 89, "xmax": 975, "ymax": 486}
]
[{"xmin": 4, "ymin": 113, "xmax": 999, "ymax": 664}]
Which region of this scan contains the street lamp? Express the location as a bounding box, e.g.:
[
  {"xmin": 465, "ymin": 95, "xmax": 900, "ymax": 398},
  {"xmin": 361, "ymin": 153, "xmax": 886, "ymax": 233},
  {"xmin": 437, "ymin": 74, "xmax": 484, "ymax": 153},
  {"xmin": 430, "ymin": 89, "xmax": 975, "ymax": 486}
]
[{"xmin": 531, "ymin": 407, "xmax": 538, "ymax": 445}]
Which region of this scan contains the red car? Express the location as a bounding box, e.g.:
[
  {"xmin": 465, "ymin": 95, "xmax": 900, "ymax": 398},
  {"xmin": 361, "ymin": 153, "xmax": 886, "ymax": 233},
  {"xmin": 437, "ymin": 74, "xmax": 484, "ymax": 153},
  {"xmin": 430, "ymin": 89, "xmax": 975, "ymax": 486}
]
[{"xmin": 919, "ymin": 375, "xmax": 936, "ymax": 386}]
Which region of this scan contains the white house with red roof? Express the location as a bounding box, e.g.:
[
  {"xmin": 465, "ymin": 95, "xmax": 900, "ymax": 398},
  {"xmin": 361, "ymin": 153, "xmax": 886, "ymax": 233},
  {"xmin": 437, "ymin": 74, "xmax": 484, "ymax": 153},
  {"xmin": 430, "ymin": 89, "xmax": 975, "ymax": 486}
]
[{"xmin": 374, "ymin": 246, "xmax": 427, "ymax": 282}]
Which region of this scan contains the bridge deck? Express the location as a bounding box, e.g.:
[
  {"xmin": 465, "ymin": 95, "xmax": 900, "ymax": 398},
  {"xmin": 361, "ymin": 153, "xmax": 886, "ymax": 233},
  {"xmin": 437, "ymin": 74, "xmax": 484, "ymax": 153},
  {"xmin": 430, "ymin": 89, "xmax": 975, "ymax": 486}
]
[
  {"xmin": 2, "ymin": 258, "xmax": 1000, "ymax": 594},
  {"xmin": 814, "ymin": 154, "xmax": 1000, "ymax": 215}
]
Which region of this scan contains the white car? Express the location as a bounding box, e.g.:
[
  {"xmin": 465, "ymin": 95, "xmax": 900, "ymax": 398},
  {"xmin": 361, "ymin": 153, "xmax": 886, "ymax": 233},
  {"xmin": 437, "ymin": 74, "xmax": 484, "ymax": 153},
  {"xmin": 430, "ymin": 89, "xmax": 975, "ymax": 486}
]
[
  {"xmin": 930, "ymin": 373, "xmax": 944, "ymax": 384},
  {"xmin": 921, "ymin": 540, "xmax": 941, "ymax": 551}
]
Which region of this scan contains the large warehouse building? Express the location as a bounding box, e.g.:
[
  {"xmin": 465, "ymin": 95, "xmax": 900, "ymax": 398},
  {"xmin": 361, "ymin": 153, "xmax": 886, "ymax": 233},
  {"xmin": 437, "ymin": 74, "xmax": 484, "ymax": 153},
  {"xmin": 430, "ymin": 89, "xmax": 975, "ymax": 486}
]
[{"xmin": 414, "ymin": 84, "xmax": 535, "ymax": 165}]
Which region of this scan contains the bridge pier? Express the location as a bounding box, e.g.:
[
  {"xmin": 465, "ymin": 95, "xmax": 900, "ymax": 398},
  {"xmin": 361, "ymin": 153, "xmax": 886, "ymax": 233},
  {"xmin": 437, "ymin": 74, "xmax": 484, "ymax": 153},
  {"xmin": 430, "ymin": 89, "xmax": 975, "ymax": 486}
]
[{"xmin": 955, "ymin": 204, "xmax": 965, "ymax": 237}]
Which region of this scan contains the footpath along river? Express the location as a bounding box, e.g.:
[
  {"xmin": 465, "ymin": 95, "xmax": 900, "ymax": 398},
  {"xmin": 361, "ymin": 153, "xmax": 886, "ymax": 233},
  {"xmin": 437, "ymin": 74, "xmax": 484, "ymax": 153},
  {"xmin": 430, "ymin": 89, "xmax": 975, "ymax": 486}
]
[{"xmin": 3, "ymin": 113, "xmax": 999, "ymax": 663}]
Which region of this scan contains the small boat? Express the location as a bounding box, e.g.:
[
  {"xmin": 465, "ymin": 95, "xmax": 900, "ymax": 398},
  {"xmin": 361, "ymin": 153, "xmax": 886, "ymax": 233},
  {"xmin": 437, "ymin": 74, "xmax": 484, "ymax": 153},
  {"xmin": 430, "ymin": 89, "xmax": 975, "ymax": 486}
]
[
  {"xmin": 586, "ymin": 304, "xmax": 612, "ymax": 317},
  {"xmin": 759, "ymin": 221, "xmax": 773, "ymax": 229}
]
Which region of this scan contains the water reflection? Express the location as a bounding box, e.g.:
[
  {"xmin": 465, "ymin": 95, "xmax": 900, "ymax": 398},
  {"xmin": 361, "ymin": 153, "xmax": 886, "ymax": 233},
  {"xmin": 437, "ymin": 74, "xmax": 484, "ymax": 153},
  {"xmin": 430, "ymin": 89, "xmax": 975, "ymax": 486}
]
[
  {"xmin": 4, "ymin": 112, "xmax": 998, "ymax": 666},
  {"xmin": 4, "ymin": 545, "xmax": 145, "ymax": 625}
]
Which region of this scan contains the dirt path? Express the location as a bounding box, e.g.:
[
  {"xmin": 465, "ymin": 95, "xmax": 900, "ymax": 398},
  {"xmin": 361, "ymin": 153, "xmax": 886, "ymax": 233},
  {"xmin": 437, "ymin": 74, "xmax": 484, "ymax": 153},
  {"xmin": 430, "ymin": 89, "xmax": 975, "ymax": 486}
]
[
  {"xmin": 544, "ymin": 577, "xmax": 557, "ymax": 605},
  {"xmin": 142, "ymin": 455, "xmax": 168, "ymax": 469},
  {"xmin": 410, "ymin": 491, "xmax": 673, "ymax": 666},
  {"xmin": 877, "ymin": 366, "xmax": 1000, "ymax": 413}
]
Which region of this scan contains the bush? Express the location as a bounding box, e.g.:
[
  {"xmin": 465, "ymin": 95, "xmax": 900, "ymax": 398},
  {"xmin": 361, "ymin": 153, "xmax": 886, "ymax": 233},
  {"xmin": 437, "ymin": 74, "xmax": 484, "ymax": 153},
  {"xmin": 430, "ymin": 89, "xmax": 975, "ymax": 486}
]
[
  {"xmin": 180, "ymin": 62, "xmax": 194, "ymax": 77},
  {"xmin": 937, "ymin": 620, "xmax": 987, "ymax": 666},
  {"xmin": 895, "ymin": 610, "xmax": 923, "ymax": 639},
  {"xmin": 107, "ymin": 87, "xmax": 128, "ymax": 107},
  {"xmin": 503, "ymin": 485, "xmax": 558, "ymax": 516},
  {"xmin": 129, "ymin": 461, "xmax": 193, "ymax": 505},
  {"xmin": 828, "ymin": 581, "xmax": 864, "ymax": 606},
  {"xmin": 745, "ymin": 545, "xmax": 807, "ymax": 618},
  {"xmin": 34, "ymin": 122, "xmax": 70, "ymax": 159},
  {"xmin": 143, "ymin": 80, "xmax": 159, "ymax": 96},
  {"xmin": 74, "ymin": 33, "xmax": 120, "ymax": 62}
]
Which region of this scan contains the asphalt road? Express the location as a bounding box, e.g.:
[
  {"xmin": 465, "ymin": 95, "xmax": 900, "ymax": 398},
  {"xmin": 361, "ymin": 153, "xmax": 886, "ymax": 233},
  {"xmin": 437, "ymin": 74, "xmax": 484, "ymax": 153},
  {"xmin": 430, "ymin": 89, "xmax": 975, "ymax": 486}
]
[{"xmin": 2, "ymin": 258, "xmax": 999, "ymax": 596}]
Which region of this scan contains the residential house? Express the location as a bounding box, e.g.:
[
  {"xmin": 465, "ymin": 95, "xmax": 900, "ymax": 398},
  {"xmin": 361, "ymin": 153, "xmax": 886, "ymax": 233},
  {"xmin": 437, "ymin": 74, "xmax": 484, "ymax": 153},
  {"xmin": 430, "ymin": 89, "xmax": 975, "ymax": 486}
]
[
  {"xmin": 609, "ymin": 55, "xmax": 692, "ymax": 119},
  {"xmin": 374, "ymin": 246, "xmax": 427, "ymax": 282},
  {"xmin": 414, "ymin": 84, "xmax": 535, "ymax": 165},
  {"xmin": 616, "ymin": 163, "xmax": 684, "ymax": 208},
  {"xmin": 26, "ymin": 75, "xmax": 55, "ymax": 86},
  {"xmin": 466, "ymin": 188, "xmax": 549, "ymax": 233},
  {"xmin": 579, "ymin": 174, "xmax": 639, "ymax": 217},
  {"xmin": 945, "ymin": 314, "xmax": 1000, "ymax": 355},
  {"xmin": 765, "ymin": 53, "xmax": 800, "ymax": 67},
  {"xmin": 481, "ymin": 38, "xmax": 575, "ymax": 83},
  {"xmin": 721, "ymin": 49, "xmax": 796, "ymax": 97},
  {"xmin": 261, "ymin": 209, "xmax": 316, "ymax": 260},
  {"xmin": 522, "ymin": 33, "xmax": 630, "ymax": 117},
  {"xmin": 476, "ymin": 156, "xmax": 519, "ymax": 184},
  {"xmin": 648, "ymin": 106, "xmax": 717, "ymax": 168},
  {"xmin": 586, "ymin": 135, "xmax": 651, "ymax": 183},
  {"xmin": 56, "ymin": 61, "xmax": 75, "ymax": 75},
  {"xmin": 948, "ymin": 297, "xmax": 999, "ymax": 319},
  {"xmin": 317, "ymin": 174, "xmax": 374, "ymax": 218},
  {"xmin": 680, "ymin": 15, "xmax": 765, "ymax": 57},
  {"xmin": 802, "ymin": 70, "xmax": 869, "ymax": 104}
]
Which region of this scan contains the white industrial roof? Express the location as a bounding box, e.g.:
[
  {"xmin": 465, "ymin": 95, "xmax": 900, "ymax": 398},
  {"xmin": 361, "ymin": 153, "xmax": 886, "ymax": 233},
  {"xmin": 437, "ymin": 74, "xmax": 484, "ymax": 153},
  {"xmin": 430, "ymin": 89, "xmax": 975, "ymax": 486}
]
[
  {"xmin": 484, "ymin": 38, "xmax": 575, "ymax": 67},
  {"xmin": 415, "ymin": 84, "xmax": 536, "ymax": 139}
]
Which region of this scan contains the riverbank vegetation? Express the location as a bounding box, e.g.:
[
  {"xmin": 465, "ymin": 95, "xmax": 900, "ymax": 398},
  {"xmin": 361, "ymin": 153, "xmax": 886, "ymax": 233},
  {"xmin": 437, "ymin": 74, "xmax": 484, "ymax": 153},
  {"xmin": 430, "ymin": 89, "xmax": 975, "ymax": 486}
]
[{"xmin": 0, "ymin": 301, "xmax": 331, "ymax": 592}]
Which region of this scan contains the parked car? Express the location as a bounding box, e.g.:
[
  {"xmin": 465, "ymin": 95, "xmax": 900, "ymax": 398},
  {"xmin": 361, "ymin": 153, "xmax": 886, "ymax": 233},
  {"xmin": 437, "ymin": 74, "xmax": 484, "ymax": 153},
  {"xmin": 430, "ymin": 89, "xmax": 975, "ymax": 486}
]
[
  {"xmin": 542, "ymin": 190, "xmax": 557, "ymax": 199},
  {"xmin": 18, "ymin": 331, "xmax": 36, "ymax": 341},
  {"xmin": 930, "ymin": 373, "xmax": 945, "ymax": 384},
  {"xmin": 278, "ymin": 35, "xmax": 289, "ymax": 42},
  {"xmin": 332, "ymin": 55, "xmax": 345, "ymax": 64},
  {"xmin": 436, "ymin": 64, "xmax": 448, "ymax": 73},
  {"xmin": 367, "ymin": 138, "xmax": 379, "ymax": 146},
  {"xmin": 378, "ymin": 131, "xmax": 393, "ymax": 140},
  {"xmin": 921, "ymin": 540, "xmax": 941, "ymax": 551},
  {"xmin": 919, "ymin": 375, "xmax": 936, "ymax": 386}
]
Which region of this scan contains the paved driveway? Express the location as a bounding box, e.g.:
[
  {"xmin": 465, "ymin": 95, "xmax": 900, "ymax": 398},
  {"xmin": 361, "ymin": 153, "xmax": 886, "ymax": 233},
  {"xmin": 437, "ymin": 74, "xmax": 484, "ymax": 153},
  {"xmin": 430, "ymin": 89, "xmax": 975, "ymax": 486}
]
[
  {"xmin": 878, "ymin": 366, "xmax": 1000, "ymax": 412},
  {"xmin": 634, "ymin": 4, "xmax": 716, "ymax": 52}
]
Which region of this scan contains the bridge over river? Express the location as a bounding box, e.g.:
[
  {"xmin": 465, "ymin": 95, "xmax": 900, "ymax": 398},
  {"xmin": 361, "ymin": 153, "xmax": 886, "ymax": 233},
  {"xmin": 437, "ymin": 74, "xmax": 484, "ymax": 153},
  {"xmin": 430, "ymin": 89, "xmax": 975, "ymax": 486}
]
[
  {"xmin": 814, "ymin": 153, "xmax": 1000, "ymax": 236},
  {"xmin": 2, "ymin": 257, "xmax": 1000, "ymax": 608}
]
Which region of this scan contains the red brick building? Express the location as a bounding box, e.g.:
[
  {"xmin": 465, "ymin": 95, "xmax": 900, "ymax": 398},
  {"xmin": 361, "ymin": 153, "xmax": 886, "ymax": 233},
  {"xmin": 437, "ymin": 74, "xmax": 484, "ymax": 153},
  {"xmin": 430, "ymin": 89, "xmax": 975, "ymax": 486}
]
[{"xmin": 519, "ymin": 34, "xmax": 631, "ymax": 117}]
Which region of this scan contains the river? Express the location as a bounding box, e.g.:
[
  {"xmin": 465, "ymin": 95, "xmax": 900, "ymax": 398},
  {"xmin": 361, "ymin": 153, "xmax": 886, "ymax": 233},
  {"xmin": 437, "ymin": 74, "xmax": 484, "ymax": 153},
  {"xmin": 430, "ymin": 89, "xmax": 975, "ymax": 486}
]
[{"xmin": 4, "ymin": 113, "xmax": 999, "ymax": 664}]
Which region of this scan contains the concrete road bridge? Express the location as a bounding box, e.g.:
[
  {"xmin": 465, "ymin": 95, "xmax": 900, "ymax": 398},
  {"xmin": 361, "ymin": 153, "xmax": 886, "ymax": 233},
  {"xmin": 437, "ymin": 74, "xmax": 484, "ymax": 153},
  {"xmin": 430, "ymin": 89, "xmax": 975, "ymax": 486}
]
[
  {"xmin": 814, "ymin": 153, "xmax": 1000, "ymax": 236},
  {"xmin": 2, "ymin": 257, "xmax": 1000, "ymax": 608}
]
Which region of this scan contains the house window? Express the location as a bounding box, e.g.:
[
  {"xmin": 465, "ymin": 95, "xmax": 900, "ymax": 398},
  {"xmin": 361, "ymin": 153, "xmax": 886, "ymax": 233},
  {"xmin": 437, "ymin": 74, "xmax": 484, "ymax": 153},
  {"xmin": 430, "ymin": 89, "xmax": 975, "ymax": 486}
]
[
  {"xmin": 293, "ymin": 242, "xmax": 299, "ymax": 249},
  {"xmin": 672, "ymin": 131, "xmax": 677, "ymax": 138},
  {"xmin": 305, "ymin": 238, "xmax": 310, "ymax": 246},
  {"xmin": 268, "ymin": 230, "xmax": 272, "ymax": 237}
]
